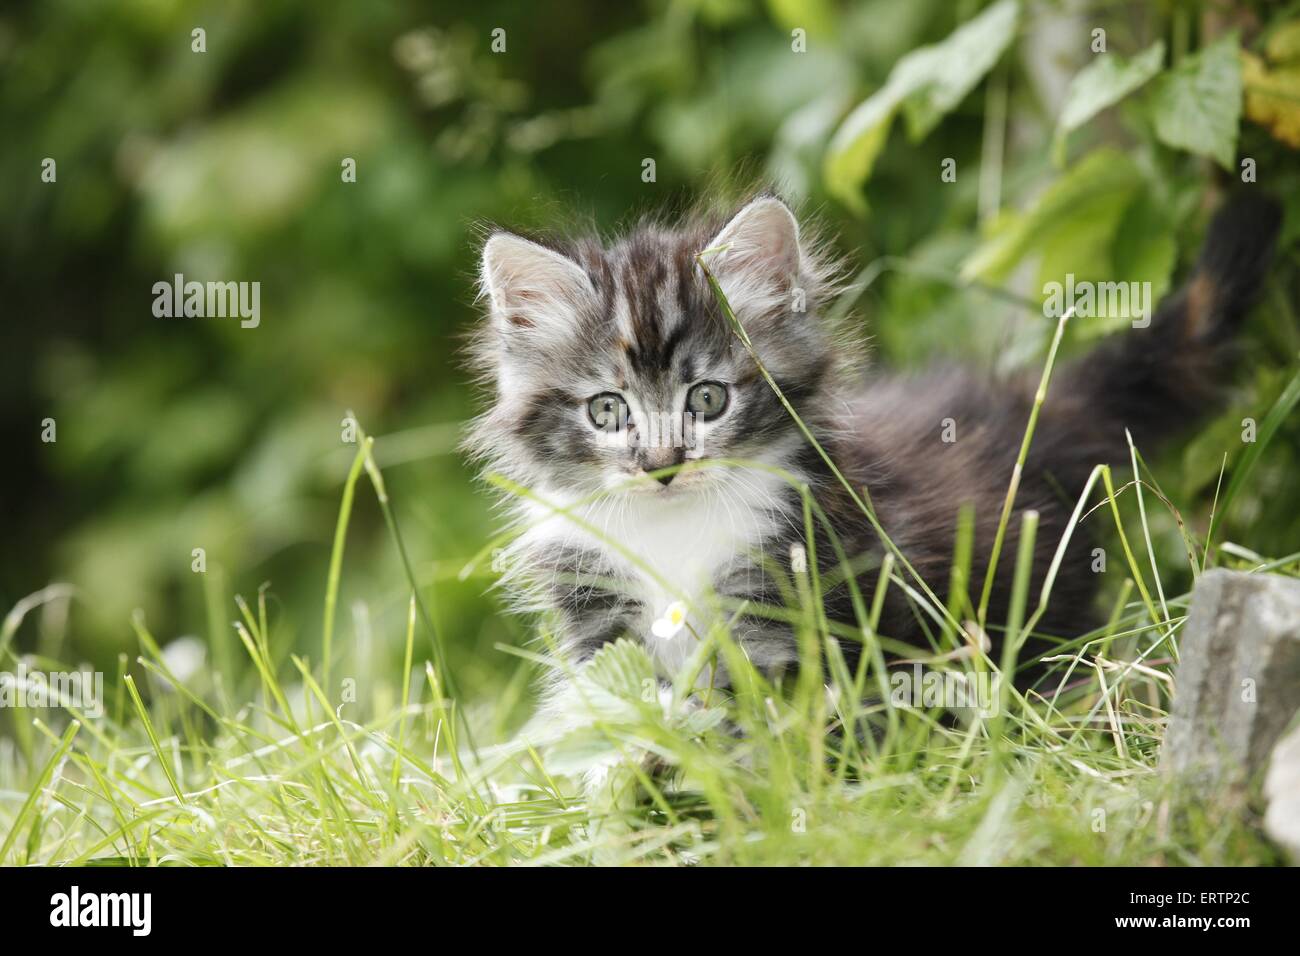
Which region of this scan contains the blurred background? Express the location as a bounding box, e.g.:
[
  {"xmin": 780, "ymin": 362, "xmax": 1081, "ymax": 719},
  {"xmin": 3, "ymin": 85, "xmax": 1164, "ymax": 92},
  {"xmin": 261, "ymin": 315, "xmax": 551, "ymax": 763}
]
[{"xmin": 3, "ymin": 0, "xmax": 1298, "ymax": 729}]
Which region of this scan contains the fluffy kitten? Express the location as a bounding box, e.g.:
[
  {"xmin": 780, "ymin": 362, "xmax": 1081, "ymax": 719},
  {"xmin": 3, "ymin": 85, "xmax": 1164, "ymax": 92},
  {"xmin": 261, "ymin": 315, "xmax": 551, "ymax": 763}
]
[{"xmin": 467, "ymin": 193, "xmax": 1281, "ymax": 708}]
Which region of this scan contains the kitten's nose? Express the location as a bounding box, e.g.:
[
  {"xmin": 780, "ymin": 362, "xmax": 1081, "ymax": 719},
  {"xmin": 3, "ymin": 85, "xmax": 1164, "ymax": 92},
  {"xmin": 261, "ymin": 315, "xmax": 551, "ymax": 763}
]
[{"xmin": 638, "ymin": 448, "xmax": 683, "ymax": 486}]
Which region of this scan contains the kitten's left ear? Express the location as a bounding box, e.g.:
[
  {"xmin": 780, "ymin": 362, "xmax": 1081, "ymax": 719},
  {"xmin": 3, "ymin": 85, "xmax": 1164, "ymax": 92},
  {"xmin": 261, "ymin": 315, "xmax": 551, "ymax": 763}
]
[{"xmin": 703, "ymin": 196, "xmax": 802, "ymax": 289}]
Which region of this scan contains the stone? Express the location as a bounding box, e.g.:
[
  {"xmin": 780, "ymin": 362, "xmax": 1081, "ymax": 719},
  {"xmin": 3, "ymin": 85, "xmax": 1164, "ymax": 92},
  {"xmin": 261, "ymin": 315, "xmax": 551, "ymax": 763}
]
[
  {"xmin": 1264, "ymin": 724, "xmax": 1300, "ymax": 861},
  {"xmin": 1161, "ymin": 569, "xmax": 1300, "ymax": 791}
]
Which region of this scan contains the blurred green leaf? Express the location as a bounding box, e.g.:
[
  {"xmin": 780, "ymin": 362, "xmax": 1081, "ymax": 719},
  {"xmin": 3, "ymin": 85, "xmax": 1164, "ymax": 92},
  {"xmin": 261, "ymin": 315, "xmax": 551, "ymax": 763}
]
[
  {"xmin": 1266, "ymin": 18, "xmax": 1300, "ymax": 63},
  {"xmin": 1109, "ymin": 192, "xmax": 1178, "ymax": 301},
  {"xmin": 824, "ymin": 0, "xmax": 1018, "ymax": 213},
  {"xmin": 1243, "ymin": 50, "xmax": 1300, "ymax": 149},
  {"xmin": 1053, "ymin": 41, "xmax": 1165, "ymax": 165},
  {"xmin": 823, "ymin": 91, "xmax": 897, "ymax": 215},
  {"xmin": 892, "ymin": 0, "xmax": 1019, "ymax": 140},
  {"xmin": 766, "ymin": 0, "xmax": 837, "ymax": 38},
  {"xmin": 961, "ymin": 147, "xmax": 1140, "ymax": 283},
  {"xmin": 1147, "ymin": 33, "xmax": 1242, "ymax": 171}
]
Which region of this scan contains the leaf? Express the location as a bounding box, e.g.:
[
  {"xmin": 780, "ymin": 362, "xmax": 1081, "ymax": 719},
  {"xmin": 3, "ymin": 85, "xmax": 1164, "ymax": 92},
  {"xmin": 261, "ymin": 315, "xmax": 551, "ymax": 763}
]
[
  {"xmin": 572, "ymin": 637, "xmax": 659, "ymax": 723},
  {"xmin": 823, "ymin": 94, "xmax": 899, "ymax": 215},
  {"xmin": 765, "ymin": 0, "xmax": 837, "ymax": 38},
  {"xmin": 541, "ymin": 637, "xmax": 729, "ymax": 777},
  {"xmin": 1036, "ymin": 190, "xmax": 1178, "ymax": 339},
  {"xmin": 824, "ymin": 0, "xmax": 1019, "ymax": 212},
  {"xmin": 960, "ymin": 147, "xmax": 1141, "ymax": 283},
  {"xmin": 1266, "ymin": 19, "xmax": 1300, "ymax": 64},
  {"xmin": 1146, "ymin": 33, "xmax": 1242, "ymax": 170},
  {"xmin": 1243, "ymin": 51, "xmax": 1300, "ymax": 149},
  {"xmin": 892, "ymin": 0, "xmax": 1020, "ymax": 139},
  {"xmin": 1219, "ymin": 365, "xmax": 1300, "ymax": 523},
  {"xmin": 541, "ymin": 729, "xmax": 622, "ymax": 776},
  {"xmin": 1053, "ymin": 41, "xmax": 1165, "ymax": 165},
  {"xmin": 1034, "ymin": 186, "xmax": 1135, "ymax": 309},
  {"xmin": 1109, "ymin": 193, "xmax": 1177, "ymax": 304}
]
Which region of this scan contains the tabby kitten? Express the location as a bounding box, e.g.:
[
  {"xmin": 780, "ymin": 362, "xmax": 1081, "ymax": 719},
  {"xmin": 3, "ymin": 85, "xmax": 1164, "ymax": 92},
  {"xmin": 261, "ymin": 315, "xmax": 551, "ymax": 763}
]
[{"xmin": 467, "ymin": 193, "xmax": 1280, "ymax": 710}]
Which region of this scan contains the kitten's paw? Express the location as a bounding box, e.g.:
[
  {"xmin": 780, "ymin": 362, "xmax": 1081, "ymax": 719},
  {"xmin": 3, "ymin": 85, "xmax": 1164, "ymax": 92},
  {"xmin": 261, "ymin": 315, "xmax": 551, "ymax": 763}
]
[{"xmin": 582, "ymin": 750, "xmax": 653, "ymax": 864}]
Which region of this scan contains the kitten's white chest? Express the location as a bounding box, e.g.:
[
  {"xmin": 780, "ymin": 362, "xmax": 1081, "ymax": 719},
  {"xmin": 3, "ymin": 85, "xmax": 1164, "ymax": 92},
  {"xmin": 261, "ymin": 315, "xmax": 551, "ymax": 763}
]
[{"xmin": 525, "ymin": 477, "xmax": 787, "ymax": 674}]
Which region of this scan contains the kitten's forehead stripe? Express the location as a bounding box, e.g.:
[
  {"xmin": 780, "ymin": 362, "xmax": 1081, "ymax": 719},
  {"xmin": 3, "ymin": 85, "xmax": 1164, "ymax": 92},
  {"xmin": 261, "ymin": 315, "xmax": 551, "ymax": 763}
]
[
  {"xmin": 592, "ymin": 257, "xmax": 616, "ymax": 333},
  {"xmin": 674, "ymin": 244, "xmax": 696, "ymax": 315},
  {"xmin": 625, "ymin": 244, "xmax": 667, "ymax": 361},
  {"xmin": 596, "ymin": 231, "xmax": 738, "ymax": 381}
]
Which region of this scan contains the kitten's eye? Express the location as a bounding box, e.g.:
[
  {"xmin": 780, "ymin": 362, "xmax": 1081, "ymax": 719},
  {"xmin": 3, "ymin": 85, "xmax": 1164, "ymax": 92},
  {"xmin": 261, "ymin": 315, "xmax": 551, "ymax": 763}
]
[
  {"xmin": 586, "ymin": 393, "xmax": 626, "ymax": 430},
  {"xmin": 686, "ymin": 381, "xmax": 729, "ymax": 420}
]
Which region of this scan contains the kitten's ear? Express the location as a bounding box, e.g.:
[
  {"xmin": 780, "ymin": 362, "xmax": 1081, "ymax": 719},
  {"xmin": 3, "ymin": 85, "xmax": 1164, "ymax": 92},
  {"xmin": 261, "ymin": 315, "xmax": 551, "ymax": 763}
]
[
  {"xmin": 480, "ymin": 232, "xmax": 592, "ymax": 329},
  {"xmin": 703, "ymin": 196, "xmax": 802, "ymax": 288}
]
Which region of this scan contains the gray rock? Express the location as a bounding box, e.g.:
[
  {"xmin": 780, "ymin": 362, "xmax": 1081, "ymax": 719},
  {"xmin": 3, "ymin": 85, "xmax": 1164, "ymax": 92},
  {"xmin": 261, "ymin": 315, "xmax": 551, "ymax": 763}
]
[
  {"xmin": 1161, "ymin": 569, "xmax": 1300, "ymax": 791},
  {"xmin": 1264, "ymin": 724, "xmax": 1300, "ymax": 861}
]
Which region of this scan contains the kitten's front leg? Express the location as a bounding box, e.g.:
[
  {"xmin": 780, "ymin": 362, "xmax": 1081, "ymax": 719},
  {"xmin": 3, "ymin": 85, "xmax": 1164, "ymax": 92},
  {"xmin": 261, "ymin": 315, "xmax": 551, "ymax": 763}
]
[
  {"xmin": 537, "ymin": 583, "xmax": 655, "ymax": 842},
  {"xmin": 529, "ymin": 663, "xmax": 671, "ymax": 863},
  {"xmin": 714, "ymin": 562, "xmax": 802, "ymax": 681}
]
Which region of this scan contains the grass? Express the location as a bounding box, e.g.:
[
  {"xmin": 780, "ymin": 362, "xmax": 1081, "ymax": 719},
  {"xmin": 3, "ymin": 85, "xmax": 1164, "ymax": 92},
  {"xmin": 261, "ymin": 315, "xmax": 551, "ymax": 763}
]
[{"xmin": 2, "ymin": 281, "xmax": 1297, "ymax": 866}]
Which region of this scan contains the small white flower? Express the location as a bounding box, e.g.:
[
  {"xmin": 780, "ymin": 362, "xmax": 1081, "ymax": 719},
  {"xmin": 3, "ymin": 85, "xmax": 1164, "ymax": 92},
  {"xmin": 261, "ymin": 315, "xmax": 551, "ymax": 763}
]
[
  {"xmin": 651, "ymin": 601, "xmax": 687, "ymax": 640},
  {"xmin": 790, "ymin": 543, "xmax": 807, "ymax": 574},
  {"xmin": 159, "ymin": 635, "xmax": 206, "ymax": 689}
]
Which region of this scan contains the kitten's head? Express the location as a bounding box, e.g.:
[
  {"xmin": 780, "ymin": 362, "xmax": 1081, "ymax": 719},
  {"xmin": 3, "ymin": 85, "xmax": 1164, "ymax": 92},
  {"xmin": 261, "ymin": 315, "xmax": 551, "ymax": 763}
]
[{"xmin": 467, "ymin": 195, "xmax": 849, "ymax": 498}]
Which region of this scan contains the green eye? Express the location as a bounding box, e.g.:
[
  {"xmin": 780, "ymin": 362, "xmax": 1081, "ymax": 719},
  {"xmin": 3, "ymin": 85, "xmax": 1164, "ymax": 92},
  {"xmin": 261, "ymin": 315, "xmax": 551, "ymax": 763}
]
[
  {"xmin": 686, "ymin": 381, "xmax": 729, "ymax": 420},
  {"xmin": 587, "ymin": 393, "xmax": 626, "ymax": 430}
]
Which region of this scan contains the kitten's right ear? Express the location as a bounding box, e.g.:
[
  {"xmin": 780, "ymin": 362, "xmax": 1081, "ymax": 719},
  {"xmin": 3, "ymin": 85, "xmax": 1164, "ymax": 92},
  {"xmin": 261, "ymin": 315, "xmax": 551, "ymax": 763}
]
[{"xmin": 480, "ymin": 232, "xmax": 592, "ymax": 330}]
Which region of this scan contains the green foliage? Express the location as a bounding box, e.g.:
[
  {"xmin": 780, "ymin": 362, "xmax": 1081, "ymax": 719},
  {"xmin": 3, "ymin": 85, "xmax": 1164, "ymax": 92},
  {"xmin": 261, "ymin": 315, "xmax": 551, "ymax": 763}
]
[
  {"xmin": 1147, "ymin": 33, "xmax": 1244, "ymax": 171},
  {"xmin": 824, "ymin": 0, "xmax": 1019, "ymax": 211},
  {"xmin": 1054, "ymin": 41, "xmax": 1165, "ymax": 164},
  {"xmin": 963, "ymin": 147, "xmax": 1143, "ymax": 284}
]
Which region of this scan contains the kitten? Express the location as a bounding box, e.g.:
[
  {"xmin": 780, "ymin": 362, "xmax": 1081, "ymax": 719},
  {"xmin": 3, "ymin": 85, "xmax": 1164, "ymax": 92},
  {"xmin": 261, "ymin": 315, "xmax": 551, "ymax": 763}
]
[{"xmin": 467, "ymin": 193, "xmax": 1281, "ymax": 714}]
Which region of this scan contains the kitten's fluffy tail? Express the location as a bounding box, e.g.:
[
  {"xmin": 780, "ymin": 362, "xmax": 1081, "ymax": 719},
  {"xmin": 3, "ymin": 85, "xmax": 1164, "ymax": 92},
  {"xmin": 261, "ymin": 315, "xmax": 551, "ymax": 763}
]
[{"xmin": 1051, "ymin": 193, "xmax": 1283, "ymax": 465}]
